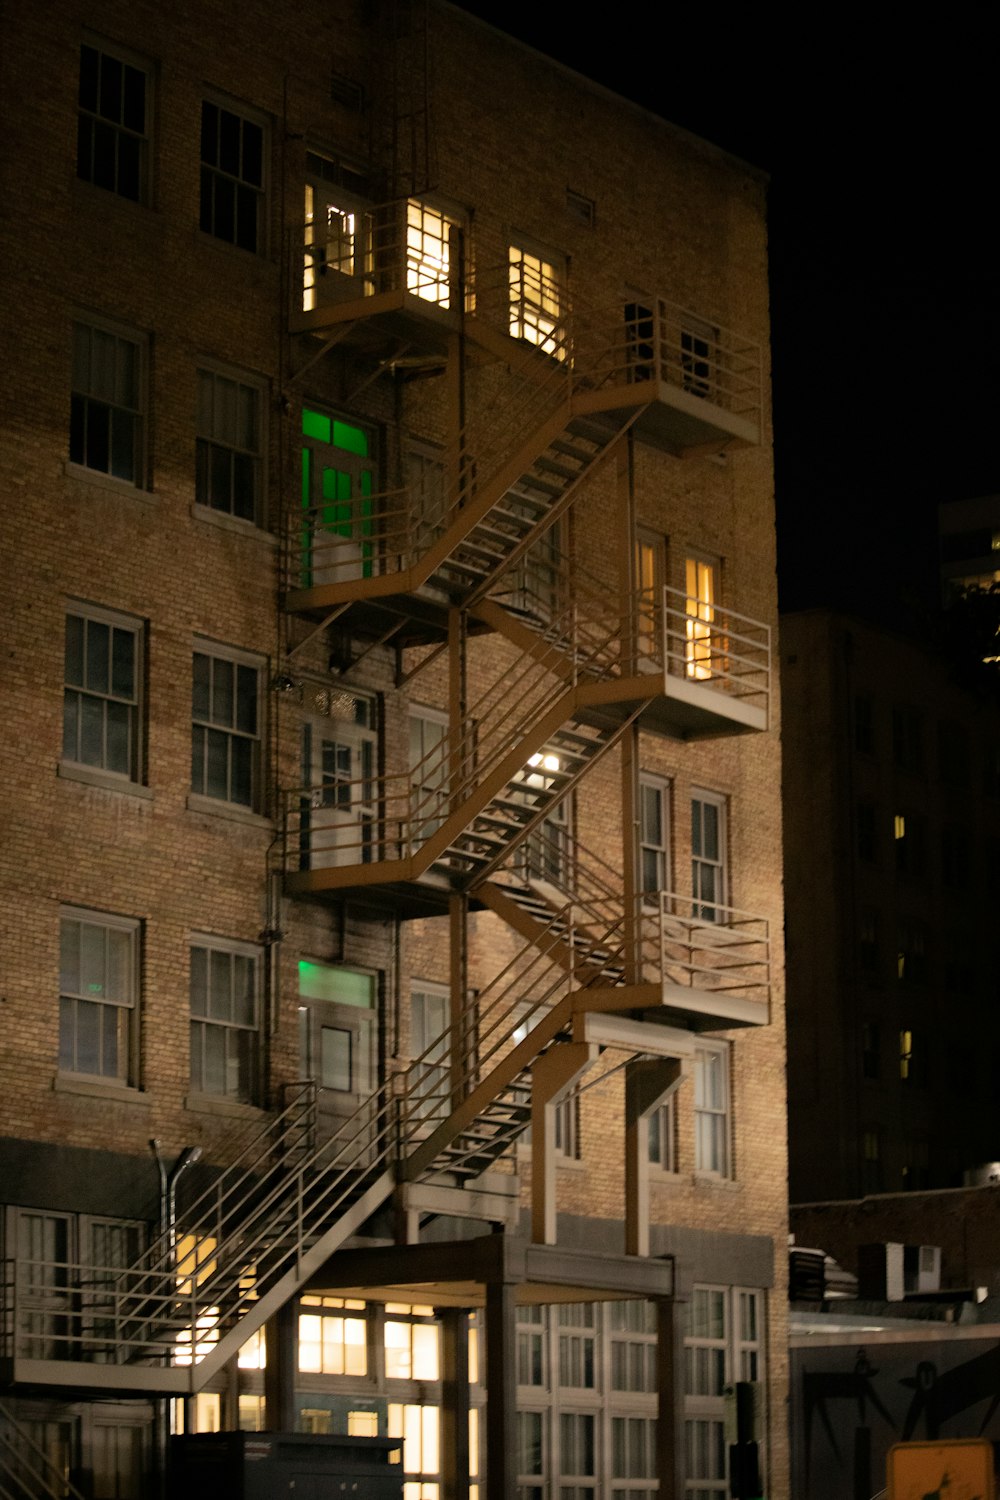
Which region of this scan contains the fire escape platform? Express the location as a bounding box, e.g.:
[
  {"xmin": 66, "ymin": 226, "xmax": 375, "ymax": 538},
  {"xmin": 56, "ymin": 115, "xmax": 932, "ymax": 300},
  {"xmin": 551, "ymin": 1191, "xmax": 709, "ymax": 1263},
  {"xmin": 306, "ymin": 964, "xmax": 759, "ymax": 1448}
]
[
  {"xmin": 290, "ymin": 288, "xmax": 459, "ymax": 357},
  {"xmin": 582, "ymin": 380, "xmax": 760, "ymax": 454},
  {"xmin": 302, "ymin": 1231, "xmax": 674, "ymax": 1308},
  {"xmin": 630, "ymin": 671, "xmax": 769, "ymax": 739}
]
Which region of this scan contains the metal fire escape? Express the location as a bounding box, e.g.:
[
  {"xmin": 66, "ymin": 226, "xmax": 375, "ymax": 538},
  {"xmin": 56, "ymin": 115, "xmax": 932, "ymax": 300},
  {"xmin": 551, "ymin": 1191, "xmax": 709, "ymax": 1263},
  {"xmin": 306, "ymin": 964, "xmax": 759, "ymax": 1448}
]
[{"xmin": 0, "ymin": 161, "xmax": 771, "ymax": 1401}]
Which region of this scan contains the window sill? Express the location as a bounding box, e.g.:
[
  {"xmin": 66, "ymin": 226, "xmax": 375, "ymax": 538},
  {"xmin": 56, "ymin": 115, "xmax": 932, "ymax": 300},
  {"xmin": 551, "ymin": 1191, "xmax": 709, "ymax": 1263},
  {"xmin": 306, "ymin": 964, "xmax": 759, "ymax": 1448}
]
[
  {"xmin": 186, "ymin": 793, "xmax": 272, "ymax": 829},
  {"xmin": 191, "ymin": 503, "xmax": 277, "ymax": 543},
  {"xmin": 54, "ymin": 1074, "xmax": 150, "ymax": 1105},
  {"xmin": 185, "ymin": 1092, "xmax": 264, "ymax": 1120},
  {"xmin": 64, "ymin": 461, "xmax": 153, "ymax": 501},
  {"xmin": 59, "ymin": 761, "xmax": 153, "ymax": 799},
  {"xmin": 693, "ymin": 1170, "xmax": 740, "ymax": 1191}
]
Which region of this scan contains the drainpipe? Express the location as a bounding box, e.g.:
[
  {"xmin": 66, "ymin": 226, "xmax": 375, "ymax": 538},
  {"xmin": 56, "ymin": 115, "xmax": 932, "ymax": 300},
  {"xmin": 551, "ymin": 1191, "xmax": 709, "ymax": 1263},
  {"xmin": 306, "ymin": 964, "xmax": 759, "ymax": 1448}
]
[{"xmin": 150, "ymin": 1140, "xmax": 203, "ymax": 1266}]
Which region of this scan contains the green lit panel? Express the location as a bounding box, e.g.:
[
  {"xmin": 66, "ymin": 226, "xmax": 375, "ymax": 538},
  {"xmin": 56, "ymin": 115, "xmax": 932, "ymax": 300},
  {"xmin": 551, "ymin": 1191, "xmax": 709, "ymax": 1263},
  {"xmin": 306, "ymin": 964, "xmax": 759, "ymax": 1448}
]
[
  {"xmin": 332, "ymin": 419, "xmax": 368, "ymax": 457},
  {"xmin": 302, "ymin": 408, "xmax": 331, "ymax": 443},
  {"xmin": 299, "ymin": 962, "xmax": 374, "ymax": 1009}
]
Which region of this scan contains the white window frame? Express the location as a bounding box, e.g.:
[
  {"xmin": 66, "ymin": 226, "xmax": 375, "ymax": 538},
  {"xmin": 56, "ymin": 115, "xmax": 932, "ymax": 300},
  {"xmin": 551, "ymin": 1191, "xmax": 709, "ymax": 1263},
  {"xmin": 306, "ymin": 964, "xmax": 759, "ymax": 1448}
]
[
  {"xmin": 62, "ymin": 602, "xmax": 144, "ymax": 788},
  {"xmin": 58, "ymin": 907, "xmax": 139, "ymax": 1087},
  {"xmin": 199, "ymin": 94, "xmax": 267, "ymax": 254},
  {"xmin": 685, "ymin": 553, "xmax": 720, "ymax": 681},
  {"xmin": 70, "ymin": 315, "xmax": 147, "ymax": 488},
  {"xmin": 693, "ymin": 1041, "xmax": 731, "ymax": 1178},
  {"xmin": 691, "ymin": 789, "xmax": 728, "ymax": 921},
  {"xmin": 189, "ymin": 934, "xmax": 262, "ymax": 1105},
  {"xmin": 410, "ymin": 707, "xmax": 449, "ymax": 843},
  {"xmin": 195, "ymin": 362, "xmax": 266, "ymax": 526},
  {"xmin": 648, "ymin": 1094, "xmax": 677, "ymax": 1175},
  {"xmin": 684, "ymin": 1285, "xmax": 765, "ymax": 1500},
  {"xmin": 639, "ymin": 772, "xmax": 671, "ymax": 901},
  {"xmin": 77, "ymin": 37, "xmax": 151, "ymax": 203},
  {"xmin": 190, "ymin": 641, "xmax": 263, "ymax": 812}
]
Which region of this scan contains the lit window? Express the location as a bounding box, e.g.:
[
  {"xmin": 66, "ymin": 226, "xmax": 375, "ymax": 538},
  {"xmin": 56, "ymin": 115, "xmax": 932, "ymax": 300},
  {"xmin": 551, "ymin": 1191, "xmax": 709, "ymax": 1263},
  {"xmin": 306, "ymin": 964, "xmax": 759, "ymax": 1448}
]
[
  {"xmin": 388, "ymin": 1403, "xmax": 440, "ymax": 1497},
  {"xmin": 189, "ymin": 938, "xmax": 260, "ymax": 1103},
  {"xmin": 59, "ymin": 909, "xmax": 138, "ymax": 1084},
  {"xmin": 509, "ymin": 244, "xmax": 565, "ymax": 358},
  {"xmin": 685, "ymin": 557, "xmax": 718, "ymax": 679},
  {"xmin": 407, "ymin": 201, "xmax": 457, "ymax": 307},
  {"xmin": 77, "ymin": 41, "xmax": 148, "ymax": 201},
  {"xmin": 899, "ymin": 1028, "xmax": 914, "ymax": 1081},
  {"xmin": 196, "ymin": 367, "xmax": 264, "ymax": 523},
  {"xmin": 70, "ymin": 318, "xmax": 145, "ymax": 484},
  {"xmin": 385, "ymin": 1314, "xmax": 440, "ymax": 1380},
  {"xmin": 298, "ymin": 1294, "xmax": 367, "ymax": 1375},
  {"xmin": 200, "ymin": 99, "xmax": 265, "ymax": 253},
  {"xmin": 63, "ymin": 605, "xmax": 142, "ymax": 784},
  {"xmin": 191, "ymin": 645, "xmax": 262, "ymax": 809}
]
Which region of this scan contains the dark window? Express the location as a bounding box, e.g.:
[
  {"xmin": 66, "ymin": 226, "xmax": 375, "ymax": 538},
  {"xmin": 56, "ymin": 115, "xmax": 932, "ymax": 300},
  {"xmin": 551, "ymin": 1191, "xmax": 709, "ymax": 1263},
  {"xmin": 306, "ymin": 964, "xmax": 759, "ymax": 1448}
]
[
  {"xmin": 196, "ymin": 368, "xmax": 262, "ymax": 522},
  {"xmin": 77, "ymin": 43, "xmax": 148, "ymax": 201},
  {"xmin": 200, "ymin": 101, "xmax": 264, "ymax": 252},
  {"xmin": 856, "ymin": 801, "xmax": 876, "ymax": 863},
  {"xmin": 63, "ymin": 608, "xmax": 140, "ymax": 780},
  {"xmin": 854, "ymin": 693, "xmax": 874, "ymax": 754},
  {"xmin": 191, "ymin": 650, "xmax": 260, "ymax": 808},
  {"xmin": 70, "ymin": 321, "xmax": 143, "ymax": 483}
]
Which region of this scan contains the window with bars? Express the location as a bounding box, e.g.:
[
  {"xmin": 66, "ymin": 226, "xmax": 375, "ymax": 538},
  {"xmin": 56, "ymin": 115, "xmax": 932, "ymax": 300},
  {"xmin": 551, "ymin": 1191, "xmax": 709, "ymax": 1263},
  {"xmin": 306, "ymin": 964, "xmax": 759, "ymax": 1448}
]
[
  {"xmin": 509, "ymin": 243, "xmax": 565, "ymax": 358},
  {"xmin": 63, "ymin": 605, "xmax": 142, "ymax": 784},
  {"xmin": 189, "ymin": 938, "xmax": 260, "ymax": 1103},
  {"xmin": 191, "ymin": 645, "xmax": 262, "ymax": 809},
  {"xmin": 77, "ymin": 40, "xmax": 149, "ymax": 201}
]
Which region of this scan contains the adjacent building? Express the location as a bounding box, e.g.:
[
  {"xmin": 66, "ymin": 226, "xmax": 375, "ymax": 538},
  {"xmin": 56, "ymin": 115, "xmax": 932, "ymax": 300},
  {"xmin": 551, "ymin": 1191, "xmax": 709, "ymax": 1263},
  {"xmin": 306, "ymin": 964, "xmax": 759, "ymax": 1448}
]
[
  {"xmin": 0, "ymin": 2, "xmax": 787, "ymax": 1495},
  {"xmin": 783, "ymin": 609, "xmax": 1000, "ymax": 1203}
]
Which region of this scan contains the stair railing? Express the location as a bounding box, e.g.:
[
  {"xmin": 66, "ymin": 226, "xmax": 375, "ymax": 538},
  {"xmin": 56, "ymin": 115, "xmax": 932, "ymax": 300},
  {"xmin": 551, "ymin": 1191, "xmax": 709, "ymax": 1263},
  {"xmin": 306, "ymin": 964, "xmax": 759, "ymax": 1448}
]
[{"xmin": 0, "ymin": 1399, "xmax": 88, "ymax": 1500}]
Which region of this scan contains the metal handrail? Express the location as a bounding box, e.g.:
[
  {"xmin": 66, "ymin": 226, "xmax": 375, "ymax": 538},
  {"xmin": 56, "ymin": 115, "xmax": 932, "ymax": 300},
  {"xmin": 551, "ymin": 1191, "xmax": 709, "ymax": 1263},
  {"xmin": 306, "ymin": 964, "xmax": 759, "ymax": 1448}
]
[{"xmin": 0, "ymin": 1398, "xmax": 89, "ymax": 1500}]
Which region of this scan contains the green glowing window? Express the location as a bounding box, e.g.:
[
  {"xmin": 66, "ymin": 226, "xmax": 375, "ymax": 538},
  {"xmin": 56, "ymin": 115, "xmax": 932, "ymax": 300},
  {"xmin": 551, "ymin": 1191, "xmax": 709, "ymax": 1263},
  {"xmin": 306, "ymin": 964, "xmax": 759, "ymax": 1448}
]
[
  {"xmin": 298, "ymin": 963, "xmax": 374, "ymax": 1009},
  {"xmin": 300, "ymin": 408, "xmax": 377, "ymax": 587}
]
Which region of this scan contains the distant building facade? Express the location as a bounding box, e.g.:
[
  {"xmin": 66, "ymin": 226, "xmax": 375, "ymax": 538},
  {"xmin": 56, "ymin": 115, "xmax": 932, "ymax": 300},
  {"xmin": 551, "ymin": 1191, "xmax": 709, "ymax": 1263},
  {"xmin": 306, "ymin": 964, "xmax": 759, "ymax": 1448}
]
[{"xmin": 783, "ymin": 609, "xmax": 1000, "ymax": 1203}]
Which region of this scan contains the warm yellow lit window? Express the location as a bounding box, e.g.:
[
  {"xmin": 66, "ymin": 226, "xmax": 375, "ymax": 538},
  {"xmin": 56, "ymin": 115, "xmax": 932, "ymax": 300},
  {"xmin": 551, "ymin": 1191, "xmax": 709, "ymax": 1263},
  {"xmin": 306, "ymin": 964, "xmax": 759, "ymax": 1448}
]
[
  {"xmin": 894, "ymin": 814, "xmax": 906, "ymax": 840},
  {"xmin": 407, "ymin": 202, "xmax": 456, "ymax": 307},
  {"xmin": 468, "ymin": 1318, "xmax": 479, "ymax": 1384},
  {"xmin": 298, "ymin": 1294, "xmax": 367, "ymax": 1375},
  {"xmin": 509, "ymin": 245, "xmax": 564, "ymax": 358},
  {"xmin": 238, "ymin": 1327, "xmax": 265, "ymax": 1368},
  {"xmin": 900, "ymin": 1029, "xmax": 913, "ymax": 1080},
  {"xmin": 385, "ymin": 1318, "xmax": 440, "ymax": 1380},
  {"xmin": 303, "ymin": 185, "xmax": 359, "ymax": 311},
  {"xmin": 349, "ymin": 1410, "xmax": 379, "ymax": 1437},
  {"xmin": 175, "ymin": 1233, "xmax": 217, "ymax": 1294},
  {"xmin": 685, "ymin": 557, "xmax": 716, "ymax": 679},
  {"xmin": 388, "ymin": 1403, "xmax": 440, "ymax": 1498}
]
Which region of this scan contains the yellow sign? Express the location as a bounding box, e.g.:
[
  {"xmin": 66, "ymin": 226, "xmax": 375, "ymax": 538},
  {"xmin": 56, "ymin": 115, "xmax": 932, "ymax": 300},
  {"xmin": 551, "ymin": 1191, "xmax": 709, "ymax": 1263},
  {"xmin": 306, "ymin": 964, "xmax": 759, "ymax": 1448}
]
[{"xmin": 888, "ymin": 1438, "xmax": 995, "ymax": 1500}]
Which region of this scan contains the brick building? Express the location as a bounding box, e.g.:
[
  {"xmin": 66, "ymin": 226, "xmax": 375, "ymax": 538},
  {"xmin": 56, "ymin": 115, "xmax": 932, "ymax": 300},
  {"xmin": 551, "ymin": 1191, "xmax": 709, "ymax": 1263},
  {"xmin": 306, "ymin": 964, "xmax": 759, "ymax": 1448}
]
[
  {"xmin": 782, "ymin": 609, "xmax": 1000, "ymax": 1203},
  {"xmin": 0, "ymin": 2, "xmax": 787, "ymax": 1495}
]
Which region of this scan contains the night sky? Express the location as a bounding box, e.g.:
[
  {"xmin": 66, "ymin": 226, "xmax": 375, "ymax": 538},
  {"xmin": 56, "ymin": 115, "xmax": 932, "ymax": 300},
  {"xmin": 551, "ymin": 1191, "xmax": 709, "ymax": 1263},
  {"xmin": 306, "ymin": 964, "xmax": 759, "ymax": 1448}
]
[{"xmin": 451, "ymin": 4, "xmax": 1000, "ymax": 621}]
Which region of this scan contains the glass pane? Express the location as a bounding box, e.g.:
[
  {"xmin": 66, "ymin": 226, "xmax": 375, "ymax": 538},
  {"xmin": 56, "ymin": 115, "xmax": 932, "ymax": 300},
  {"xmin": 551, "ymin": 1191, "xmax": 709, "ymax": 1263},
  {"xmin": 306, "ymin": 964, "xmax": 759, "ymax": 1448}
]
[{"xmin": 321, "ymin": 1026, "xmax": 352, "ymax": 1091}]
